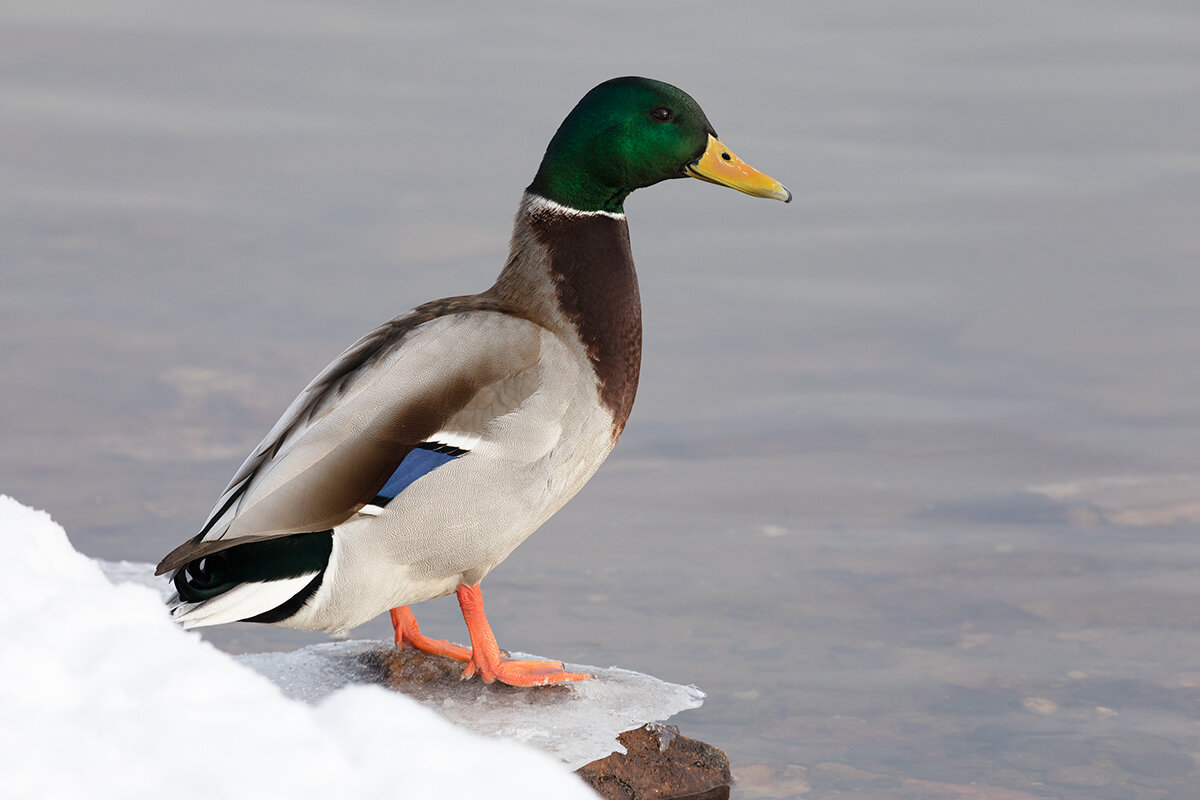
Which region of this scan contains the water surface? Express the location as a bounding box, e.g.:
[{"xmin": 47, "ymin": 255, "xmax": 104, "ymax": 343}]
[{"xmin": 4, "ymin": 2, "xmax": 1200, "ymax": 797}]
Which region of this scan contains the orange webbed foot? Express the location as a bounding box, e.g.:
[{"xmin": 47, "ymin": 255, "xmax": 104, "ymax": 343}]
[
  {"xmin": 389, "ymin": 605, "xmax": 472, "ymax": 662},
  {"xmin": 390, "ymin": 586, "xmax": 593, "ymax": 687},
  {"xmin": 456, "ymin": 583, "xmax": 592, "ymax": 687},
  {"xmin": 462, "ymin": 653, "xmax": 593, "ymax": 687}
]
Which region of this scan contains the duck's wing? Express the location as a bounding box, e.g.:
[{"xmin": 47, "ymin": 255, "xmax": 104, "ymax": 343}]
[{"xmin": 156, "ymin": 298, "xmax": 544, "ymax": 575}]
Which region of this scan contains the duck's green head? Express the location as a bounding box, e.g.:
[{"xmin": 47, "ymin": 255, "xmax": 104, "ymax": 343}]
[{"xmin": 528, "ymin": 76, "xmax": 790, "ymax": 214}]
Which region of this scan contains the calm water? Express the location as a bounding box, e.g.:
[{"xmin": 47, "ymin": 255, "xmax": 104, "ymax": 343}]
[{"xmin": 5, "ymin": 2, "xmax": 1200, "ymax": 797}]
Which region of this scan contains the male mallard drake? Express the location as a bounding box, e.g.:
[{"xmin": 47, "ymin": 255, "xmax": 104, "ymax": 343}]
[{"xmin": 157, "ymin": 76, "xmax": 789, "ymax": 686}]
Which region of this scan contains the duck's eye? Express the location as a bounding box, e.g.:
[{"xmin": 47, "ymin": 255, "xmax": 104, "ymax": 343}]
[{"xmin": 651, "ymin": 106, "xmax": 673, "ymax": 122}]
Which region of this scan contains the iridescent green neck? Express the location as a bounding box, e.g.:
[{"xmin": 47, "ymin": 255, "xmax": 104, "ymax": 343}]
[
  {"xmin": 526, "ymin": 118, "xmax": 635, "ymax": 213},
  {"xmin": 527, "ymin": 156, "xmax": 631, "ymax": 214}
]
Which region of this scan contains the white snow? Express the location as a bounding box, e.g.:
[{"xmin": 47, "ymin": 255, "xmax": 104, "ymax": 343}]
[{"xmin": 0, "ymin": 496, "xmax": 701, "ymax": 799}]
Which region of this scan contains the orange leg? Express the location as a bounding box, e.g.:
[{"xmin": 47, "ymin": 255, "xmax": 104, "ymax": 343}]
[
  {"xmin": 389, "ymin": 605, "xmax": 472, "ymax": 662},
  {"xmin": 454, "ymin": 583, "xmax": 592, "ymax": 687}
]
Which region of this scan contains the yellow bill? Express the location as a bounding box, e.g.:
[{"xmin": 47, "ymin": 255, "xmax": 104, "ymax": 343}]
[{"xmin": 685, "ymin": 134, "xmax": 791, "ymax": 203}]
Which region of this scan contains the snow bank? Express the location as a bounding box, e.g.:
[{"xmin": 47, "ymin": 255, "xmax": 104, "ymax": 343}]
[{"xmin": 0, "ymin": 496, "xmax": 598, "ymax": 800}]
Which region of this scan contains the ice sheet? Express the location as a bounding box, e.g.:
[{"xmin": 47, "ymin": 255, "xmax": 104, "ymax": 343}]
[{"xmin": 238, "ymin": 641, "xmax": 705, "ymax": 769}]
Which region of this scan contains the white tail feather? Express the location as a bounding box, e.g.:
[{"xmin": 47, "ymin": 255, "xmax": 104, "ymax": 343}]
[{"xmin": 170, "ymin": 574, "xmax": 317, "ymax": 629}]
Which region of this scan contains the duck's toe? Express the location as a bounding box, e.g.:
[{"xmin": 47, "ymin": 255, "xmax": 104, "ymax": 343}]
[{"xmin": 464, "ymin": 655, "xmax": 592, "ymax": 687}]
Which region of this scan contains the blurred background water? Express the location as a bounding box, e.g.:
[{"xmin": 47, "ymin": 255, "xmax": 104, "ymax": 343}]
[{"xmin": 4, "ymin": 2, "xmax": 1200, "ymax": 797}]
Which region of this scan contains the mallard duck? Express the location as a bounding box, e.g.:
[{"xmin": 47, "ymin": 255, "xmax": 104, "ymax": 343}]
[{"xmin": 157, "ymin": 76, "xmax": 789, "ymax": 686}]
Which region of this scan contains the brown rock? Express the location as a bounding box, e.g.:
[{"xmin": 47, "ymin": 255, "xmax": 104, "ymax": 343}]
[
  {"xmin": 372, "ymin": 642, "xmax": 576, "ymax": 703},
  {"xmin": 576, "ymin": 723, "xmax": 733, "ymax": 800}
]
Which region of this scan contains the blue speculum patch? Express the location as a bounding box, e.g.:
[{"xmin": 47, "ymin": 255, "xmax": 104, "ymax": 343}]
[{"xmin": 374, "ymin": 443, "xmax": 465, "ymax": 505}]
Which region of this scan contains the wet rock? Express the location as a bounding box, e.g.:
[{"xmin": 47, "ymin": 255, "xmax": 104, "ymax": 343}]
[
  {"xmin": 370, "ymin": 642, "xmax": 575, "ymax": 701},
  {"xmin": 576, "ymin": 723, "xmax": 733, "ymax": 800}
]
